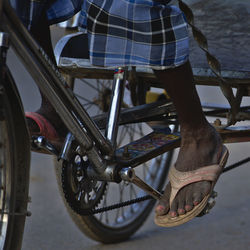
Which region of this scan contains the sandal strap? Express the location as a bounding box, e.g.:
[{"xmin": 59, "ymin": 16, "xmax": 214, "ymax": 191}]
[
  {"xmin": 168, "ymin": 146, "xmax": 228, "ymax": 206},
  {"xmin": 25, "ymin": 112, "xmax": 58, "ymax": 140},
  {"xmin": 168, "ymin": 164, "xmax": 222, "ymax": 206}
]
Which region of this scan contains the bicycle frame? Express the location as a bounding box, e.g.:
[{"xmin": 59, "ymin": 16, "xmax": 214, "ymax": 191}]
[
  {"xmin": 1, "ymin": 0, "xmax": 250, "ymax": 248},
  {"xmin": 0, "ymin": 0, "xmax": 164, "ymax": 199},
  {"xmin": 1, "ymin": 0, "xmax": 250, "ymax": 202},
  {"xmin": 1, "ymin": 1, "xmax": 113, "ymax": 160}
]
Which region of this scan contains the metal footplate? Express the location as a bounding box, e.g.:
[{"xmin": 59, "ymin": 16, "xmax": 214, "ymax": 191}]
[{"xmin": 116, "ymin": 129, "xmax": 181, "ymax": 167}]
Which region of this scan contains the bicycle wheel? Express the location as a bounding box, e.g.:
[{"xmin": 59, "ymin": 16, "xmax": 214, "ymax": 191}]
[
  {"xmin": 0, "ymin": 66, "xmax": 30, "ymax": 250},
  {"xmin": 54, "ymin": 78, "xmax": 175, "ymax": 243}
]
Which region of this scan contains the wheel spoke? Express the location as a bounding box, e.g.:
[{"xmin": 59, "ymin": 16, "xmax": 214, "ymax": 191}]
[
  {"xmin": 56, "ymin": 77, "xmax": 174, "ymax": 238},
  {"xmin": 80, "ymin": 79, "xmax": 100, "ymax": 92},
  {"xmin": 74, "ymin": 93, "xmax": 94, "ymax": 103},
  {"xmin": 129, "ymin": 184, "xmax": 138, "ymax": 213},
  {"xmin": 117, "ymin": 126, "xmax": 129, "ymax": 146}
]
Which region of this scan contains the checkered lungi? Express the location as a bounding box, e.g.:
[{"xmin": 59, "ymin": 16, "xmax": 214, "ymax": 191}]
[{"xmin": 12, "ymin": 0, "xmax": 189, "ymax": 69}]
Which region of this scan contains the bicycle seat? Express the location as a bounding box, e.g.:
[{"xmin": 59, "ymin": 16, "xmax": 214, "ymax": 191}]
[{"xmin": 54, "ymin": 31, "xmax": 156, "ymax": 81}]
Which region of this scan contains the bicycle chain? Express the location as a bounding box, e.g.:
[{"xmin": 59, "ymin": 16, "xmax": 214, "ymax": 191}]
[
  {"xmin": 62, "ymin": 2, "xmax": 240, "ymax": 216},
  {"xmin": 75, "ymin": 193, "xmax": 154, "ymax": 216},
  {"xmin": 61, "ymin": 159, "xmax": 156, "ymax": 216},
  {"xmin": 62, "ymin": 157, "xmax": 245, "ymax": 216}
]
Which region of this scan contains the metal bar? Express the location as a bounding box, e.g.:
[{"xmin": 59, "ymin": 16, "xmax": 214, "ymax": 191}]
[
  {"xmin": 131, "ymin": 176, "xmax": 163, "ymax": 200},
  {"xmin": 105, "ymin": 68, "xmax": 126, "ymax": 148},
  {"xmin": 119, "ymin": 167, "xmax": 163, "ymax": 200},
  {"xmin": 1, "ymin": 0, "xmax": 113, "ymax": 158},
  {"xmin": 60, "ymin": 133, "xmax": 75, "ymax": 161},
  {"xmin": 222, "ymin": 157, "xmax": 250, "ymax": 173},
  {"xmin": 93, "ymin": 99, "xmax": 174, "ymax": 129},
  {"xmin": 204, "ymin": 106, "xmax": 250, "ymax": 117}
]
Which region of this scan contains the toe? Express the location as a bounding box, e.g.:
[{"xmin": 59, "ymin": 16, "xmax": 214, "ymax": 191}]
[
  {"xmin": 155, "ymin": 205, "xmax": 168, "ymax": 216},
  {"xmin": 155, "ymin": 183, "xmax": 171, "ymax": 216},
  {"xmin": 177, "ymin": 208, "xmax": 186, "ymax": 215},
  {"xmin": 185, "ymin": 186, "xmax": 194, "ymax": 212},
  {"xmin": 177, "ymin": 189, "xmax": 186, "ymax": 215},
  {"xmin": 169, "ymin": 199, "xmax": 178, "ymax": 218},
  {"xmin": 184, "ymin": 204, "xmax": 193, "ymax": 212},
  {"xmin": 192, "ymin": 181, "xmax": 211, "ymax": 205},
  {"xmin": 193, "ymin": 191, "xmax": 202, "ymax": 206},
  {"xmin": 169, "ymin": 210, "xmax": 178, "ymax": 218},
  {"xmin": 192, "ymin": 182, "xmax": 205, "ymax": 205}
]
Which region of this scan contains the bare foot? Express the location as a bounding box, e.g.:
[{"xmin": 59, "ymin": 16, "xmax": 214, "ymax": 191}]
[{"xmin": 155, "ymin": 124, "xmax": 222, "ymax": 217}]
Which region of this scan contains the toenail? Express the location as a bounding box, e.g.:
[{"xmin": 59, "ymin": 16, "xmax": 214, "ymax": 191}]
[
  {"xmin": 185, "ymin": 205, "xmax": 192, "ymax": 211},
  {"xmin": 178, "ymin": 208, "xmax": 185, "ymax": 215},
  {"xmin": 193, "ymin": 201, "xmax": 200, "ymax": 206},
  {"xmin": 170, "ymin": 211, "xmax": 177, "ymax": 217},
  {"xmin": 156, "ymin": 205, "xmax": 165, "ymax": 212}
]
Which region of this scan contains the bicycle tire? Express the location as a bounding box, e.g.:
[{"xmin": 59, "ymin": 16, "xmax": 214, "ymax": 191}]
[
  {"xmin": 0, "ymin": 65, "xmax": 30, "ymax": 250},
  {"xmin": 53, "ymin": 77, "xmax": 175, "ymax": 243}
]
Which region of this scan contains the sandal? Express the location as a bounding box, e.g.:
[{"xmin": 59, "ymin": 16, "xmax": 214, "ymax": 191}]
[
  {"xmin": 154, "ymin": 145, "xmax": 229, "ymax": 227},
  {"xmin": 25, "ymin": 112, "xmax": 64, "ymax": 153}
]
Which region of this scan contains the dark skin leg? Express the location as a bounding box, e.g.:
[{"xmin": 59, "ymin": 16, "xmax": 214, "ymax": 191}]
[
  {"xmin": 27, "ymin": 12, "xmax": 67, "ymax": 137},
  {"xmin": 28, "ymin": 11, "xmax": 222, "ymax": 217},
  {"xmin": 154, "ymin": 62, "xmax": 222, "ymax": 217}
]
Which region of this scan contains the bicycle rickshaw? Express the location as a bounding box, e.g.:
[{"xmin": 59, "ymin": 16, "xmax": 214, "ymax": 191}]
[{"xmin": 0, "ymin": 0, "xmax": 249, "ymax": 249}]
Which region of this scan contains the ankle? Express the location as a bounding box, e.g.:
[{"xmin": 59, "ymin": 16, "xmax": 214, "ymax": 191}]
[
  {"xmin": 181, "ymin": 122, "xmax": 215, "ymax": 139},
  {"xmin": 180, "ymin": 123, "xmax": 221, "ymax": 147}
]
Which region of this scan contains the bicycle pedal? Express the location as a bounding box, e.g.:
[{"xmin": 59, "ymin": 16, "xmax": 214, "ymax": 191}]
[
  {"xmin": 116, "ymin": 130, "xmax": 180, "ymax": 167},
  {"xmin": 197, "ymin": 191, "xmax": 218, "ymax": 217},
  {"xmin": 31, "ymin": 136, "xmax": 59, "ymax": 156}
]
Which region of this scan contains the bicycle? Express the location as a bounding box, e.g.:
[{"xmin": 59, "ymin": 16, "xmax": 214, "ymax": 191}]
[{"xmin": 0, "ymin": 0, "xmax": 250, "ymax": 249}]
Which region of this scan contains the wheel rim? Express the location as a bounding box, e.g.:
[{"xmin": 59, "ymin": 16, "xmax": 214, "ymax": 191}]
[
  {"xmin": 74, "ymin": 78, "xmax": 171, "ymax": 228},
  {"xmin": 0, "ymin": 114, "xmax": 12, "ymax": 248}
]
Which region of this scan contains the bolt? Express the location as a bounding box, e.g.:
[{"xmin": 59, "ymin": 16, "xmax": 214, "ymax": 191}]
[
  {"xmin": 122, "ymin": 146, "xmax": 130, "ymax": 159},
  {"xmin": 214, "ymin": 119, "xmax": 222, "ymax": 127}
]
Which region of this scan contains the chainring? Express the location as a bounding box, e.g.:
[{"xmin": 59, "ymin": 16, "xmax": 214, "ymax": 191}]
[{"xmin": 61, "ymin": 154, "xmax": 107, "ymax": 215}]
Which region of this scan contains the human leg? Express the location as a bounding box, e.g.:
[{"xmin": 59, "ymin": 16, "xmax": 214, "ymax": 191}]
[
  {"xmin": 26, "ymin": 10, "xmax": 67, "ymax": 138},
  {"xmin": 154, "ymin": 61, "xmax": 224, "ymax": 218}
]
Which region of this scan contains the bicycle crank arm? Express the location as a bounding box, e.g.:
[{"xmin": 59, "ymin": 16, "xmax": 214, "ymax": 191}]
[
  {"xmin": 120, "ymin": 167, "xmax": 163, "ymax": 200},
  {"xmin": 31, "ymin": 136, "xmax": 59, "ymax": 156}
]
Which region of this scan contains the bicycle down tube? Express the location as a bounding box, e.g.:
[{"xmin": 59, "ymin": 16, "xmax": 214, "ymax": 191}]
[{"xmin": 0, "ymin": 0, "xmax": 116, "ymax": 173}]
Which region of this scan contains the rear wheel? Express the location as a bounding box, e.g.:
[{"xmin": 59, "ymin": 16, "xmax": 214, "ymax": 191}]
[
  {"xmin": 0, "ymin": 66, "xmax": 30, "ymax": 249},
  {"xmin": 54, "ymin": 77, "xmax": 175, "ymax": 243}
]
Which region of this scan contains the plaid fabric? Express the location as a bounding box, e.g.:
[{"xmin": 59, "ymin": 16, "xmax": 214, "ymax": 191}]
[
  {"xmin": 12, "ymin": 0, "xmax": 189, "ymax": 69},
  {"xmin": 80, "ymin": 0, "xmax": 189, "ymax": 69},
  {"xmin": 10, "ymin": 0, "xmax": 83, "ymax": 29}
]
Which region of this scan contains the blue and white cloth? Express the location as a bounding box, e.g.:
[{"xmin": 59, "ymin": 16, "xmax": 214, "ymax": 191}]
[{"xmin": 11, "ymin": 0, "xmax": 189, "ymax": 69}]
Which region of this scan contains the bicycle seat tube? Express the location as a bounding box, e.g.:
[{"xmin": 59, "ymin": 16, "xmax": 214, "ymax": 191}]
[{"xmin": 105, "ymin": 67, "xmax": 127, "ymax": 149}]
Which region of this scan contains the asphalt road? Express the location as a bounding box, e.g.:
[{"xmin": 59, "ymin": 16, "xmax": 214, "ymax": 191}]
[{"xmin": 6, "ymin": 1, "xmax": 250, "ymax": 249}]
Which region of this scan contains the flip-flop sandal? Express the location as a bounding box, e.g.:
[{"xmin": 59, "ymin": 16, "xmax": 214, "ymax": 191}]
[
  {"xmin": 25, "ymin": 112, "xmax": 63, "ymax": 153},
  {"xmin": 154, "ymin": 145, "xmax": 229, "ymax": 227}
]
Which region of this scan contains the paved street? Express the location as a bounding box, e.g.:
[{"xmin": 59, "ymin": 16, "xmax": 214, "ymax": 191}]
[{"xmin": 6, "ymin": 1, "xmax": 250, "ymax": 249}]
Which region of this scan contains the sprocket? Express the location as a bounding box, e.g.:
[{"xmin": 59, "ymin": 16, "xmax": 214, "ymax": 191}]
[{"xmin": 61, "ymin": 154, "xmax": 107, "ymax": 215}]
